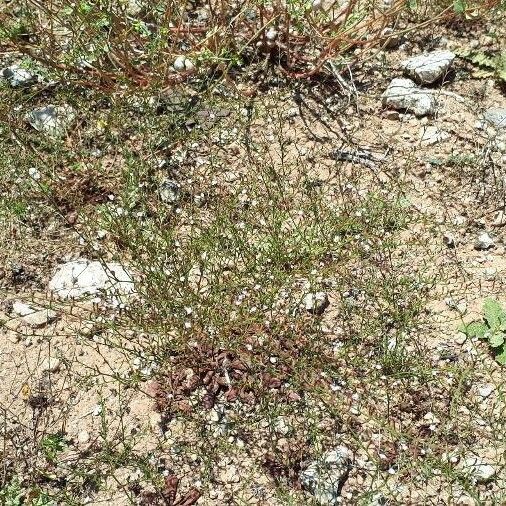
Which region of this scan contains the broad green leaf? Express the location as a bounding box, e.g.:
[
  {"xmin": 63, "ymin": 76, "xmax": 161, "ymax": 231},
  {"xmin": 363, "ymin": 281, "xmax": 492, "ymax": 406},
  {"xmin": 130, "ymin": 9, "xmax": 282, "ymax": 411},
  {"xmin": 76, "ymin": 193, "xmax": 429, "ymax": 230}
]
[
  {"xmin": 459, "ymin": 321, "xmax": 488, "ymax": 339},
  {"xmin": 473, "ymin": 69, "xmax": 494, "ymax": 79},
  {"xmin": 454, "ymin": 0, "xmax": 466, "ymax": 13},
  {"xmin": 469, "ymin": 52, "xmax": 495, "ymax": 67},
  {"xmin": 483, "ymin": 298, "xmax": 504, "ymax": 330},
  {"xmin": 406, "ymin": 0, "xmax": 418, "ymax": 11},
  {"xmin": 489, "ymin": 332, "xmax": 505, "ymax": 348},
  {"xmin": 494, "ymin": 347, "xmax": 506, "ymax": 365}
]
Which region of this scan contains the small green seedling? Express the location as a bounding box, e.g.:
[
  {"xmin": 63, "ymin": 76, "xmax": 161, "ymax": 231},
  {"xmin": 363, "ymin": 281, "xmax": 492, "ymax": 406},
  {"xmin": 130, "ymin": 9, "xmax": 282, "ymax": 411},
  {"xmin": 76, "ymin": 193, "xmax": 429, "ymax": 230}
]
[
  {"xmin": 41, "ymin": 433, "xmax": 66, "ymax": 463},
  {"xmin": 460, "ymin": 298, "xmax": 506, "ymax": 364}
]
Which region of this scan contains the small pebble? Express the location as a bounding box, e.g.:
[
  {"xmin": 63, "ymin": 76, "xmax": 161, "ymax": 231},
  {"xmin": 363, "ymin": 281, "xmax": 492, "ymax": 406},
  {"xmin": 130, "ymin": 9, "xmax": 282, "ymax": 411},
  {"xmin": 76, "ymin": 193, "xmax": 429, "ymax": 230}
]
[
  {"xmin": 443, "ymin": 232, "xmax": 456, "ymax": 248},
  {"xmin": 41, "ymin": 357, "xmax": 61, "ymax": 373},
  {"xmin": 477, "ymin": 384, "xmax": 494, "ymax": 399},
  {"xmin": 303, "ymin": 291, "xmax": 330, "ymax": 315},
  {"xmin": 474, "ymin": 232, "xmax": 495, "ymax": 250},
  {"xmin": 77, "ymin": 430, "xmax": 90, "ymax": 444}
]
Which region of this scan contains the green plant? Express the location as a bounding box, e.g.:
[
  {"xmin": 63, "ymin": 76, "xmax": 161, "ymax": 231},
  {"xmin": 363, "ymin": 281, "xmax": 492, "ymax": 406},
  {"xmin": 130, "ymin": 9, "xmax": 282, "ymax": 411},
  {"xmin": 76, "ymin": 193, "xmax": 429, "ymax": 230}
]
[
  {"xmin": 0, "ymin": 478, "xmax": 23, "ymax": 506},
  {"xmin": 460, "ymin": 298, "xmax": 506, "ymax": 364},
  {"xmin": 458, "ymin": 48, "xmax": 506, "ymax": 84},
  {"xmin": 40, "ymin": 433, "xmax": 66, "ymax": 464}
]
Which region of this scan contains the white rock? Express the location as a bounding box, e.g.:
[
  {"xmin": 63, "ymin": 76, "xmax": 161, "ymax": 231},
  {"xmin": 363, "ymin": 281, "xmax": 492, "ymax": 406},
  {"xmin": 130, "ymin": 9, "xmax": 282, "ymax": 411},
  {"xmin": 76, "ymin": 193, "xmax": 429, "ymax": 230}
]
[
  {"xmin": 492, "ymin": 210, "xmax": 506, "ymax": 227},
  {"xmin": 483, "ymin": 267, "xmax": 496, "ymax": 281},
  {"xmin": 173, "ymin": 57, "xmax": 185, "ymax": 71},
  {"xmin": 126, "ymin": 0, "xmax": 143, "ymax": 15},
  {"xmin": 28, "ymin": 167, "xmax": 41, "ymax": 180},
  {"xmin": 48, "ymin": 260, "xmax": 134, "ymax": 299},
  {"xmin": 12, "ymin": 300, "xmax": 58, "ymax": 328},
  {"xmin": 266, "ymin": 28, "xmax": 278, "ymax": 41},
  {"xmin": 303, "ymin": 292, "xmax": 330, "ymax": 315},
  {"xmin": 477, "ymin": 384, "xmax": 494, "ymax": 398},
  {"xmin": 401, "ymin": 50, "xmax": 455, "ymax": 84},
  {"xmin": 159, "ymin": 179, "xmax": 181, "ymax": 204},
  {"xmin": 474, "ymin": 232, "xmax": 495, "ymax": 250},
  {"xmin": 443, "ymin": 232, "xmax": 456, "ymax": 248},
  {"xmin": 382, "ymin": 78, "xmax": 436, "ymax": 117},
  {"xmin": 77, "ymin": 430, "xmax": 90, "ymax": 444},
  {"xmin": 221, "ymin": 464, "xmax": 240, "ymax": 484},
  {"xmin": 1, "ymin": 64, "xmax": 35, "ymax": 87},
  {"xmin": 41, "ymin": 356, "xmax": 61, "ymax": 373},
  {"xmin": 420, "ymin": 125, "xmax": 449, "ymax": 145},
  {"xmin": 274, "ymin": 417, "xmax": 290, "ymax": 435},
  {"xmin": 26, "ymin": 105, "xmax": 76, "ymax": 136},
  {"xmin": 460, "ymin": 454, "xmax": 496, "ymax": 483},
  {"xmin": 483, "ymin": 108, "xmax": 506, "ymax": 129},
  {"xmin": 300, "ymin": 446, "xmax": 352, "ymax": 505},
  {"xmin": 312, "ymin": 0, "xmax": 323, "ymax": 10},
  {"xmin": 173, "ymin": 56, "xmax": 195, "ymax": 72},
  {"xmin": 208, "ymin": 408, "xmax": 221, "ymax": 423}
]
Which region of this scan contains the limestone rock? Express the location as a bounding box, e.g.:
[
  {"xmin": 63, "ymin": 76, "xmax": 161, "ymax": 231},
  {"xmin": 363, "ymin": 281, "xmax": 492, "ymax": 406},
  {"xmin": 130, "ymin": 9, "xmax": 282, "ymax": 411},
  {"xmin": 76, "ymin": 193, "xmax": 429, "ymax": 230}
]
[
  {"xmin": 484, "ymin": 108, "xmax": 506, "ymax": 129},
  {"xmin": 12, "ymin": 300, "xmax": 58, "ymax": 328},
  {"xmin": 1, "ymin": 64, "xmax": 36, "ymax": 87},
  {"xmin": 474, "ymin": 232, "xmax": 494, "ymax": 250},
  {"xmin": 382, "ymin": 79, "xmax": 436, "ymax": 117},
  {"xmin": 300, "ymin": 446, "xmax": 352, "ymax": 505},
  {"xmin": 460, "ymin": 454, "xmax": 496, "ymax": 483},
  {"xmin": 402, "ymin": 50, "xmax": 455, "ymax": 84},
  {"xmin": 303, "ymin": 292, "xmax": 330, "ymax": 315},
  {"xmin": 48, "ymin": 260, "xmax": 134, "ymax": 299},
  {"xmin": 26, "ymin": 105, "xmax": 76, "ymax": 136}
]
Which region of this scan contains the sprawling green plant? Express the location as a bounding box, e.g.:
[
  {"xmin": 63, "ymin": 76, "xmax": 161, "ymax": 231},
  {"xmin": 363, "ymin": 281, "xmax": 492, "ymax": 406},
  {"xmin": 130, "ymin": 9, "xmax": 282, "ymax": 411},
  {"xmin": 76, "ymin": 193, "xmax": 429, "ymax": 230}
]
[{"xmin": 460, "ymin": 298, "xmax": 506, "ymax": 364}]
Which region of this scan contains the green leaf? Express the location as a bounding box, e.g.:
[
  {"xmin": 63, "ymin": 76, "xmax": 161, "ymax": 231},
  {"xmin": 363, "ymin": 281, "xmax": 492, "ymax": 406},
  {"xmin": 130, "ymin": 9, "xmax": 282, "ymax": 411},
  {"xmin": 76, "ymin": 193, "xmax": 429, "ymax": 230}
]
[
  {"xmin": 459, "ymin": 321, "xmax": 488, "ymax": 338},
  {"xmin": 489, "ymin": 332, "xmax": 505, "ymax": 348},
  {"xmin": 497, "ymin": 53, "xmax": 506, "ymax": 82},
  {"xmin": 472, "ymin": 69, "xmax": 494, "ymax": 78},
  {"xmin": 494, "ymin": 347, "xmax": 506, "ymax": 365},
  {"xmin": 470, "ymin": 53, "xmax": 496, "ymax": 68},
  {"xmin": 406, "ymin": 0, "xmax": 418, "ymax": 10},
  {"xmin": 483, "ymin": 298, "xmax": 504, "ymax": 330},
  {"xmin": 454, "ymin": 0, "xmax": 467, "ymax": 13}
]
